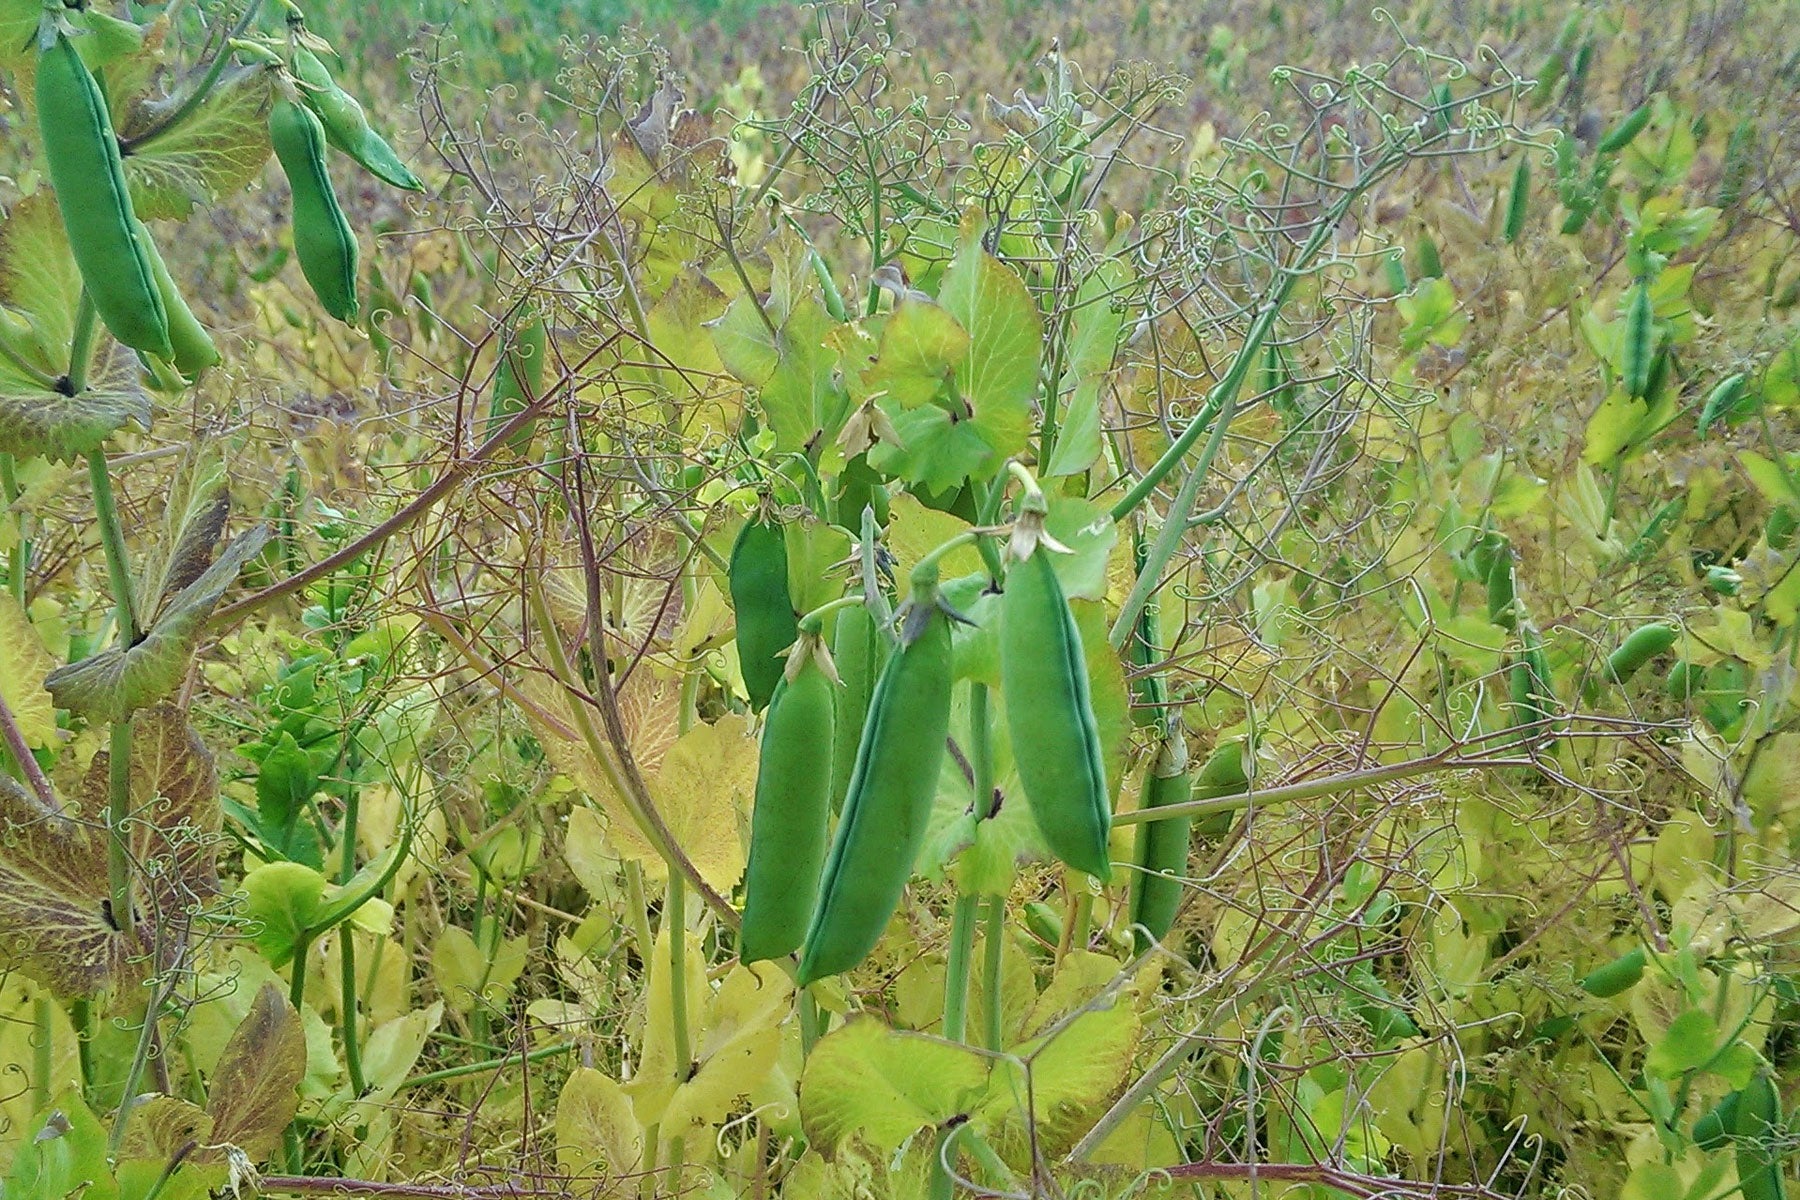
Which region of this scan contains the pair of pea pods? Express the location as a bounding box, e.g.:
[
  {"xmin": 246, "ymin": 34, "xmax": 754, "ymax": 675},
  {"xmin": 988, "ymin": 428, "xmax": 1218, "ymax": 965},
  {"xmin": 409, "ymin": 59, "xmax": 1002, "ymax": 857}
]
[
  {"xmin": 34, "ymin": 19, "xmax": 419, "ymax": 373},
  {"xmin": 732, "ymin": 501, "xmax": 1116, "ymax": 984}
]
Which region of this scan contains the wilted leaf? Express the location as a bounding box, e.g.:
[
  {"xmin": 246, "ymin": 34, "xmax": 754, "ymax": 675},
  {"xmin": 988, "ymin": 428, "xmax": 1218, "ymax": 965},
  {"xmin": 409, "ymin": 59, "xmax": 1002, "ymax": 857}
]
[
  {"xmin": 121, "ymin": 66, "xmax": 277, "ymax": 220},
  {"xmin": 46, "ymin": 525, "xmax": 270, "ymax": 721},
  {"xmin": 0, "ymin": 706, "xmax": 220, "ymax": 1001},
  {"xmin": 206, "ymin": 983, "xmax": 305, "ymax": 1159},
  {"xmin": 799, "ymin": 1018, "xmax": 988, "ymax": 1154},
  {"xmin": 556, "ymin": 1067, "xmax": 643, "ymax": 1179}
]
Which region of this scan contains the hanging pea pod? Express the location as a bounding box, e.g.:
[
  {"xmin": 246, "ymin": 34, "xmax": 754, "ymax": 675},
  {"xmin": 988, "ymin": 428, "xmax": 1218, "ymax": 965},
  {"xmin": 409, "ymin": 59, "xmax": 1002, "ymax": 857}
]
[
  {"xmin": 1620, "ymin": 281, "xmax": 1656, "ymax": 399},
  {"xmin": 1504, "ymin": 156, "xmax": 1531, "ymax": 243},
  {"xmin": 1129, "ymin": 735, "xmax": 1190, "ymax": 952},
  {"xmin": 1733, "ymin": 1071, "xmax": 1788, "ymax": 1200},
  {"xmin": 739, "ymin": 632, "xmax": 837, "ymax": 964},
  {"xmin": 269, "ymin": 96, "xmax": 360, "ymax": 323},
  {"xmin": 133, "ymin": 218, "xmax": 219, "ymax": 381},
  {"xmin": 36, "ymin": 27, "xmax": 172, "ymax": 359},
  {"xmin": 485, "ymin": 313, "xmax": 546, "ymax": 452},
  {"xmin": 1578, "ymin": 947, "xmax": 1645, "ymax": 997},
  {"xmin": 1508, "ymin": 621, "xmax": 1555, "ymax": 737},
  {"xmin": 1697, "ymin": 372, "xmax": 1754, "ymax": 436},
  {"xmin": 1474, "ymin": 533, "xmax": 1518, "ymax": 630},
  {"xmin": 798, "ymin": 590, "xmax": 952, "ymax": 985},
  {"xmin": 1413, "ymin": 233, "xmax": 1443, "ymax": 281},
  {"xmin": 1693, "ymin": 1091, "xmax": 1740, "ymax": 1152},
  {"xmin": 1597, "ymin": 102, "xmax": 1653, "ymax": 154},
  {"xmin": 728, "ymin": 514, "xmax": 799, "ymax": 713},
  {"xmin": 828, "ymin": 599, "xmax": 886, "ymax": 813},
  {"xmin": 1001, "ymin": 492, "xmax": 1111, "ymax": 881},
  {"xmin": 1624, "ymin": 497, "xmax": 1686, "ymax": 564},
  {"xmin": 1715, "ymin": 118, "xmax": 1755, "ymax": 209},
  {"xmin": 292, "ymin": 48, "xmax": 424, "ymax": 191},
  {"xmin": 1604, "ymin": 622, "xmax": 1676, "ymax": 686}
]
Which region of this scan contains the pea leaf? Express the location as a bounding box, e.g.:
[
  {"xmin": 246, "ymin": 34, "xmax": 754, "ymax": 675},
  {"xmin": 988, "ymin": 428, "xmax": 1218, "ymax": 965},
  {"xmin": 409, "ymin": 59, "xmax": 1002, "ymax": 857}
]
[
  {"xmin": 4, "ymin": 1089, "xmax": 119, "ymax": 1200},
  {"xmin": 935, "ymin": 214, "xmax": 1043, "ymax": 469},
  {"xmin": 1645, "ymin": 1007, "xmax": 1720, "ymax": 1078},
  {"xmin": 556, "ymin": 1068, "xmax": 643, "ymax": 1180},
  {"xmin": 0, "ymin": 592, "xmax": 57, "ymax": 748},
  {"xmin": 45, "ymin": 524, "xmax": 270, "ymax": 721},
  {"xmin": 121, "ymin": 66, "xmax": 277, "ymax": 220},
  {"xmin": 799, "ymin": 1018, "xmax": 988, "ymax": 1154},
  {"xmin": 0, "ymin": 705, "xmax": 220, "ymax": 1000},
  {"xmin": 858, "ymin": 299, "xmax": 970, "ymax": 410},
  {"xmin": 205, "ymin": 983, "xmax": 306, "ymax": 1160}
]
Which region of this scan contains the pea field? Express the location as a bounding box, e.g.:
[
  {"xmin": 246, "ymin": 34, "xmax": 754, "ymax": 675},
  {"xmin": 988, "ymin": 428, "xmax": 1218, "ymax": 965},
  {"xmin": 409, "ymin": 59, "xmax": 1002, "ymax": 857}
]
[{"xmin": 1, "ymin": 1, "xmax": 1798, "ymax": 1197}]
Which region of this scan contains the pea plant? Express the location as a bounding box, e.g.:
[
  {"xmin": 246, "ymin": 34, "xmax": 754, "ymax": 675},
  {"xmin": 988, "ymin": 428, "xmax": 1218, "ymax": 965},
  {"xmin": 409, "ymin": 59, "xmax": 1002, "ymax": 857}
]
[{"xmin": 2, "ymin": 1, "xmax": 1797, "ymax": 1199}]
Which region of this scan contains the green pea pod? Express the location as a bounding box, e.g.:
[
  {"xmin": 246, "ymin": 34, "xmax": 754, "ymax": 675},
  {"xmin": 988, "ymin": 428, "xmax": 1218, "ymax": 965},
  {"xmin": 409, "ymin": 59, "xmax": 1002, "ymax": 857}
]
[
  {"xmin": 1579, "ymin": 947, "xmax": 1645, "ymax": 997},
  {"xmin": 133, "ymin": 218, "xmax": 219, "ymax": 380},
  {"xmin": 828, "ymin": 600, "xmax": 885, "ymax": 813},
  {"xmin": 1482, "ymin": 536, "xmax": 1518, "ymax": 630},
  {"xmin": 269, "ymin": 97, "xmax": 360, "ymax": 323},
  {"xmin": 1697, "ymin": 372, "xmax": 1753, "ymax": 436},
  {"xmin": 1693, "ymin": 1090, "xmax": 1740, "ymax": 1152},
  {"xmin": 1002, "ymin": 523, "xmax": 1111, "ymax": 881},
  {"xmin": 1624, "ymin": 497, "xmax": 1685, "ymax": 564},
  {"xmin": 1604, "ymin": 622, "xmax": 1676, "ymax": 685},
  {"xmin": 36, "ymin": 29, "xmax": 172, "ymax": 359},
  {"xmin": 1129, "ymin": 735, "xmax": 1191, "ymax": 952},
  {"xmin": 1508, "ymin": 622, "xmax": 1555, "ymax": 736},
  {"xmin": 1023, "ymin": 899, "xmax": 1063, "ymax": 948},
  {"xmin": 1597, "ymin": 102, "xmax": 1652, "ymax": 154},
  {"xmin": 1504, "ymin": 157, "xmax": 1530, "ymax": 243},
  {"xmin": 728, "ymin": 516, "xmax": 798, "ymax": 712},
  {"xmin": 292, "ymin": 48, "xmax": 424, "ymax": 191},
  {"xmin": 1734, "ymin": 1071, "xmax": 1787, "ymax": 1200},
  {"xmin": 1715, "ymin": 118, "xmax": 1755, "ymax": 209},
  {"xmin": 485, "ymin": 314, "xmax": 546, "ymax": 452},
  {"xmin": 1621, "ymin": 281, "xmax": 1656, "ymax": 399},
  {"xmin": 798, "ymin": 601, "xmax": 952, "ymax": 985},
  {"xmin": 739, "ymin": 642, "xmax": 837, "ymax": 964}
]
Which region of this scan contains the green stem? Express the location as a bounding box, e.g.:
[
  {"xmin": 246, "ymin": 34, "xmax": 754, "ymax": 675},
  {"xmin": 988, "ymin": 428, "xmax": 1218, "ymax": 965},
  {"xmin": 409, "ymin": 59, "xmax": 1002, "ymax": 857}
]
[
  {"xmin": 927, "ymin": 1121, "xmax": 966, "ymax": 1200},
  {"xmin": 121, "ymin": 0, "xmax": 265, "ymax": 150},
  {"xmin": 666, "ymin": 868, "xmax": 692, "ymax": 1077},
  {"xmin": 2, "ymin": 453, "xmax": 27, "ymax": 605},
  {"xmin": 800, "ymin": 990, "xmax": 824, "ymax": 1057},
  {"xmin": 942, "ymin": 894, "xmax": 978, "ymax": 1042},
  {"xmin": 108, "ymin": 980, "xmax": 164, "ymax": 1154},
  {"xmin": 624, "ymin": 862, "xmax": 655, "ymax": 972},
  {"xmin": 981, "ymin": 895, "xmax": 1006, "ymax": 1052},
  {"xmin": 339, "ymin": 790, "xmax": 366, "ymax": 1096},
  {"xmin": 910, "ymin": 531, "xmax": 982, "ymax": 589},
  {"xmin": 105, "ymin": 717, "xmax": 133, "ymax": 948},
  {"xmin": 795, "ymin": 593, "xmax": 865, "ymax": 632},
  {"xmin": 395, "ymin": 1042, "xmax": 574, "ymax": 1091},
  {"xmin": 289, "ymin": 932, "xmax": 313, "ymax": 1011},
  {"xmin": 87, "ymin": 452, "xmax": 139, "ymax": 641},
  {"xmin": 68, "ymin": 291, "xmax": 97, "ymax": 393},
  {"xmin": 33, "ymin": 995, "xmax": 53, "ymax": 1116}
]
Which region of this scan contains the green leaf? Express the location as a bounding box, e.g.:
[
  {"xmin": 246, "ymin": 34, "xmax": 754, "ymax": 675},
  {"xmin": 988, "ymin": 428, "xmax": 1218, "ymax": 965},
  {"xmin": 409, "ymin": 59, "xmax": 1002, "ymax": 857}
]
[
  {"xmin": 0, "ymin": 0, "xmax": 40, "ymax": 71},
  {"xmin": 1582, "ymin": 388, "xmax": 1650, "ymax": 466},
  {"xmin": 868, "ymin": 403, "xmax": 997, "ymax": 494},
  {"xmin": 799, "ymin": 1018, "xmax": 988, "ymax": 1154},
  {"xmin": 45, "ymin": 525, "xmax": 270, "ymax": 721},
  {"xmin": 0, "ymin": 369, "xmax": 152, "ymax": 464},
  {"xmin": 205, "ymin": 983, "xmax": 306, "ymax": 1160},
  {"xmin": 1739, "ymin": 451, "xmax": 1800, "ymax": 508},
  {"xmin": 4, "ymin": 1089, "xmax": 119, "ymax": 1200},
  {"xmin": 1763, "ymin": 336, "xmax": 1800, "ymax": 409},
  {"xmin": 252, "ymin": 731, "xmax": 324, "ymax": 867},
  {"xmin": 0, "ymin": 706, "xmax": 220, "ymax": 999},
  {"xmin": 241, "ymin": 861, "xmax": 328, "ymax": 969},
  {"xmin": 0, "ymin": 592, "xmax": 57, "ymax": 748},
  {"xmin": 975, "ymin": 998, "xmax": 1140, "ymax": 1162},
  {"xmin": 1042, "ymin": 496, "xmax": 1116, "ymax": 602},
  {"xmin": 1645, "ymin": 1007, "xmax": 1720, "ymax": 1078},
  {"xmin": 136, "ymin": 452, "xmax": 229, "ymax": 612},
  {"xmin": 0, "ymin": 194, "xmax": 83, "ymax": 372},
  {"xmin": 121, "ymin": 66, "xmax": 277, "ymax": 220},
  {"xmin": 936, "ymin": 215, "xmax": 1042, "ymax": 469},
  {"xmin": 860, "ymin": 299, "xmax": 970, "ymax": 410}
]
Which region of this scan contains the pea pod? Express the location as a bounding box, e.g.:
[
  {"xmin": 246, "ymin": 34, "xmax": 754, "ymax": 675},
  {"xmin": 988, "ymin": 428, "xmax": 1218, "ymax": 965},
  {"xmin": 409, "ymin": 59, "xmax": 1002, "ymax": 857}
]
[
  {"xmin": 134, "ymin": 218, "xmax": 219, "ymax": 380},
  {"xmin": 798, "ymin": 597, "xmax": 952, "ymax": 985},
  {"xmin": 1604, "ymin": 622, "xmax": 1676, "ymax": 685},
  {"xmin": 292, "ymin": 48, "xmax": 424, "ymax": 191},
  {"xmin": 36, "ymin": 29, "xmax": 172, "ymax": 359},
  {"xmin": 1001, "ymin": 505, "xmax": 1111, "ymax": 881},
  {"xmin": 728, "ymin": 516, "xmax": 798, "ymax": 713},
  {"xmin": 828, "ymin": 599, "xmax": 886, "ymax": 812},
  {"xmin": 485, "ymin": 314, "xmax": 546, "ymax": 452},
  {"xmin": 1508, "ymin": 621, "xmax": 1555, "ymax": 736},
  {"xmin": 269, "ymin": 96, "xmax": 360, "ymax": 324},
  {"xmin": 1578, "ymin": 947, "xmax": 1645, "ymax": 997},
  {"xmin": 1621, "ymin": 281, "xmax": 1656, "ymax": 399},
  {"xmin": 1504, "ymin": 156, "xmax": 1531, "ymax": 243},
  {"xmin": 1734, "ymin": 1071, "xmax": 1788, "ymax": 1200},
  {"xmin": 1597, "ymin": 102, "xmax": 1652, "ymax": 154},
  {"xmin": 739, "ymin": 637, "xmax": 837, "ymax": 964},
  {"xmin": 1129, "ymin": 736, "xmax": 1191, "ymax": 952},
  {"xmin": 1478, "ymin": 534, "xmax": 1518, "ymax": 630},
  {"xmin": 1693, "ymin": 1091, "xmax": 1740, "ymax": 1152},
  {"xmin": 1697, "ymin": 372, "xmax": 1753, "ymax": 435}
]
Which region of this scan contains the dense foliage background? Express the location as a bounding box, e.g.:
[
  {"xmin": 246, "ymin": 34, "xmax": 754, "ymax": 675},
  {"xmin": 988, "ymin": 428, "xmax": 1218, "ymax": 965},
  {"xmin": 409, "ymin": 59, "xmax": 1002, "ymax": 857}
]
[{"xmin": 0, "ymin": 1, "xmax": 1797, "ymax": 1198}]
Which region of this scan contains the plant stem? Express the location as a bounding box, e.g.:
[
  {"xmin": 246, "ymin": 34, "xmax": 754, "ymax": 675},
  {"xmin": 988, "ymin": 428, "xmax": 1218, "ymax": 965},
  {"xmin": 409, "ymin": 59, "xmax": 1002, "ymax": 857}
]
[
  {"xmin": 981, "ymin": 895, "xmax": 1005, "ymax": 1052},
  {"xmin": 68, "ymin": 291, "xmax": 97, "ymax": 393},
  {"xmin": 624, "ymin": 862, "xmax": 655, "ymax": 970},
  {"xmin": 942, "ymin": 894, "xmax": 978, "ymax": 1042},
  {"xmin": 666, "ymin": 868, "xmax": 692, "ymax": 1077},
  {"xmin": 394, "ymin": 1041, "xmax": 574, "ymax": 1091},
  {"xmin": 339, "ymin": 787, "xmax": 366, "ymax": 1096},
  {"xmin": 108, "ymin": 977, "xmax": 165, "ymax": 1154},
  {"xmin": 0, "ymin": 686, "xmax": 57, "ymax": 812},
  {"xmin": 105, "ymin": 717, "xmax": 134, "ymax": 942},
  {"xmin": 33, "ymin": 995, "xmax": 53, "ymax": 1115},
  {"xmin": 1, "ymin": 453, "xmax": 25, "ymax": 604}
]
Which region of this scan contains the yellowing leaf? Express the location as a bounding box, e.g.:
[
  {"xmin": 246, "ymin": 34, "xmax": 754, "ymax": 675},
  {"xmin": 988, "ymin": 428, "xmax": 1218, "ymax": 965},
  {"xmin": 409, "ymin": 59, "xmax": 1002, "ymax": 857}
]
[
  {"xmin": 205, "ymin": 983, "xmax": 305, "ymax": 1160},
  {"xmin": 799, "ymin": 1018, "xmax": 988, "ymax": 1154},
  {"xmin": 556, "ymin": 1068, "xmax": 643, "ymax": 1180},
  {"xmin": 0, "ymin": 593, "xmax": 56, "ymax": 747}
]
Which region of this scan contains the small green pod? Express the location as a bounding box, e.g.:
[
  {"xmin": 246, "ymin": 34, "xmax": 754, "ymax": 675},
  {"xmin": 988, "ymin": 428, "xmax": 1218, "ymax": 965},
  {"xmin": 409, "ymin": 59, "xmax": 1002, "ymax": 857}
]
[
  {"xmin": 1621, "ymin": 282, "xmax": 1656, "ymax": 399},
  {"xmin": 738, "ymin": 647, "xmax": 837, "ymax": 964},
  {"xmin": 269, "ymin": 97, "xmax": 360, "ymax": 324},
  {"xmin": 485, "ymin": 314, "xmax": 546, "ymax": 452},
  {"xmin": 1715, "ymin": 118, "xmax": 1755, "ymax": 209},
  {"xmin": 1597, "ymin": 102, "xmax": 1652, "ymax": 154},
  {"xmin": 292, "ymin": 48, "xmax": 424, "ymax": 191},
  {"xmin": 1483, "ymin": 536, "xmax": 1518, "ymax": 630},
  {"xmin": 728, "ymin": 517, "xmax": 798, "ymax": 713},
  {"xmin": 1504, "ymin": 156, "xmax": 1531, "ymax": 243},
  {"xmin": 1508, "ymin": 623, "xmax": 1555, "ymax": 733},
  {"xmin": 133, "ymin": 218, "xmax": 219, "ymax": 380},
  {"xmin": 1733, "ymin": 1071, "xmax": 1787, "ymax": 1200},
  {"xmin": 798, "ymin": 603, "xmax": 952, "ymax": 985},
  {"xmin": 1697, "ymin": 372, "xmax": 1753, "ymax": 435},
  {"xmin": 1129, "ymin": 735, "xmax": 1192, "ymax": 953},
  {"xmin": 1604, "ymin": 622, "xmax": 1677, "ymax": 685},
  {"xmin": 1624, "ymin": 497, "xmax": 1686, "ymax": 564},
  {"xmin": 828, "ymin": 600, "xmax": 886, "ymax": 813},
  {"xmin": 1001, "ymin": 541, "xmax": 1112, "ymax": 881},
  {"xmin": 1023, "ymin": 899, "xmax": 1064, "ymax": 948},
  {"xmin": 1693, "ymin": 1090, "xmax": 1740, "ymax": 1152},
  {"xmin": 36, "ymin": 30, "xmax": 172, "ymax": 359},
  {"xmin": 1579, "ymin": 947, "xmax": 1645, "ymax": 997}
]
